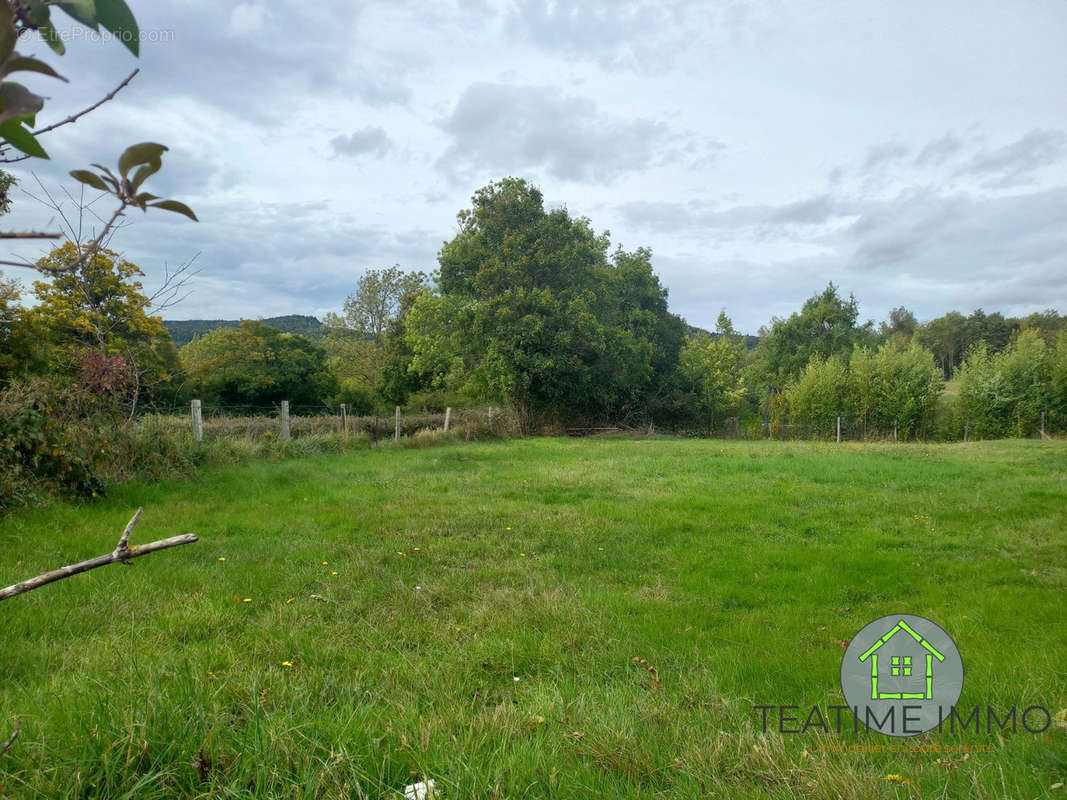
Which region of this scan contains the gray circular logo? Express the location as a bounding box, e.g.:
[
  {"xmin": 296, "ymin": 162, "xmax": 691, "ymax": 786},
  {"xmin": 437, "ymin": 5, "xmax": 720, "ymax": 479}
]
[{"xmin": 840, "ymin": 614, "xmax": 963, "ymax": 737}]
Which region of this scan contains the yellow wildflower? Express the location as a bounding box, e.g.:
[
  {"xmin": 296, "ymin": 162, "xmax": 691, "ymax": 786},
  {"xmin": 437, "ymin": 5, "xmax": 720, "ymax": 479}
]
[
  {"xmin": 281, "ymin": 661, "xmax": 293, "ymax": 668},
  {"xmin": 217, "ymin": 557, "xmax": 226, "ymax": 562},
  {"xmin": 242, "ymin": 598, "xmax": 252, "ymax": 603}
]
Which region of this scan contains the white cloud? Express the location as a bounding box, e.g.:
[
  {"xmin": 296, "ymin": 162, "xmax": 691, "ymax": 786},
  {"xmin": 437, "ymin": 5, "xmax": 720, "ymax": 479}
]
[{"xmin": 226, "ymin": 3, "xmax": 271, "ymax": 38}]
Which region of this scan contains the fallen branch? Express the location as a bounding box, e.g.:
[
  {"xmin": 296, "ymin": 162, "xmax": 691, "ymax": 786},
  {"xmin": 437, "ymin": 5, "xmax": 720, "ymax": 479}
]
[
  {"xmin": 1, "ymin": 720, "xmax": 19, "ymax": 755},
  {"xmin": 0, "ymin": 508, "xmax": 197, "ymax": 602}
]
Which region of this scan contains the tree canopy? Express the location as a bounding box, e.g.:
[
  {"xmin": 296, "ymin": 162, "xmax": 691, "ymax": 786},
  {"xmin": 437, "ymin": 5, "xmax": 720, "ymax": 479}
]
[
  {"xmin": 752, "ymin": 283, "xmax": 876, "ymax": 393},
  {"xmin": 181, "ymin": 321, "xmax": 337, "ymax": 409},
  {"xmin": 404, "ymin": 178, "xmax": 684, "ymax": 425},
  {"xmin": 26, "ymin": 242, "xmax": 179, "ymax": 399}
]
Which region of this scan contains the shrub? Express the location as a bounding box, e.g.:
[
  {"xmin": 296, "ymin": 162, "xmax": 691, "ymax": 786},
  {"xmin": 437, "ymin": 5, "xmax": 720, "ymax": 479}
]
[{"xmin": 0, "ymin": 378, "xmax": 106, "ymax": 509}]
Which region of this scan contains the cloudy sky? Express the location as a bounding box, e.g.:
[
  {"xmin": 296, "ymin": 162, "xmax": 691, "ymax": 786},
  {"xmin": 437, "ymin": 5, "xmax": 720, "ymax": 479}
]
[{"xmin": 4, "ymin": 0, "xmax": 1066, "ymax": 333}]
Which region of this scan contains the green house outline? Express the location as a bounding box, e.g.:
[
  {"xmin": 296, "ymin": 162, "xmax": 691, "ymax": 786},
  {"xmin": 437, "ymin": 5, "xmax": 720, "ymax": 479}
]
[{"xmin": 858, "ymin": 619, "xmax": 945, "ymax": 700}]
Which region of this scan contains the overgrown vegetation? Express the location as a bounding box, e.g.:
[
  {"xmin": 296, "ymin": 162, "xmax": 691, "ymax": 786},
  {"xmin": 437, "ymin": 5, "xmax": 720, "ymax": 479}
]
[{"xmin": 1, "ymin": 438, "xmax": 1063, "ymax": 798}]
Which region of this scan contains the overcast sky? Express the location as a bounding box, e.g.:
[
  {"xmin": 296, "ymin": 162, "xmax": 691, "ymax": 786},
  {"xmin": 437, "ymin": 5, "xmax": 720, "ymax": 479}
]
[{"xmin": 4, "ymin": 0, "xmax": 1066, "ymax": 333}]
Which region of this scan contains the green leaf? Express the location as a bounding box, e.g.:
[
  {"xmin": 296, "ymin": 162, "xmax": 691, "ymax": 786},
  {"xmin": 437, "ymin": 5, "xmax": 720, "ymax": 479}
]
[
  {"xmin": 20, "ymin": 1, "xmax": 51, "ymax": 27},
  {"xmin": 37, "ymin": 25, "xmax": 65, "ymax": 56},
  {"xmin": 148, "ymin": 199, "xmax": 197, "ymax": 221},
  {"xmin": 117, "ymin": 141, "xmax": 166, "ymax": 178},
  {"xmin": 0, "ymin": 82, "xmax": 45, "ymax": 122},
  {"xmin": 90, "ymin": 163, "xmax": 120, "ymax": 191},
  {"xmin": 134, "ymin": 191, "xmax": 158, "ymax": 210},
  {"xmin": 56, "ymin": 1, "xmax": 99, "ymax": 30},
  {"xmin": 69, "ymin": 169, "xmax": 109, "ymax": 191},
  {"xmin": 94, "ymin": 0, "xmax": 139, "ymax": 56},
  {"xmin": 3, "ymin": 55, "xmax": 68, "ymax": 82},
  {"xmin": 129, "ymin": 160, "xmax": 161, "ymax": 192},
  {"xmin": 0, "ymin": 118, "xmax": 47, "ymax": 158}
]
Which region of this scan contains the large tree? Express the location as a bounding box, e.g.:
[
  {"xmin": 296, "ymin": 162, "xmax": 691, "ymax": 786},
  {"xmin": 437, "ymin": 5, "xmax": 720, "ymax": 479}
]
[
  {"xmin": 26, "ymin": 242, "xmax": 179, "ymax": 402},
  {"xmin": 751, "ymin": 283, "xmax": 876, "ymax": 395},
  {"xmin": 404, "ymin": 178, "xmax": 683, "ymax": 426},
  {"xmin": 322, "ymin": 266, "xmax": 427, "ymax": 402},
  {"xmin": 181, "ymin": 321, "xmax": 337, "ymax": 408},
  {"xmin": 678, "ymin": 311, "xmax": 747, "ymax": 432}
]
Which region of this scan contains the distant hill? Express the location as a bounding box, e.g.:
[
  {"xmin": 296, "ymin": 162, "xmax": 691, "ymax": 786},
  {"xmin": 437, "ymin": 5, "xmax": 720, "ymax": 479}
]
[{"xmin": 164, "ymin": 315, "xmax": 324, "ymax": 347}]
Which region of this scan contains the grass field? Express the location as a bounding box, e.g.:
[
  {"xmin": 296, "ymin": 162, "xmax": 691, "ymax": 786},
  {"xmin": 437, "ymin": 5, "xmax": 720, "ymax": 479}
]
[{"xmin": 1, "ymin": 438, "xmax": 1065, "ymax": 798}]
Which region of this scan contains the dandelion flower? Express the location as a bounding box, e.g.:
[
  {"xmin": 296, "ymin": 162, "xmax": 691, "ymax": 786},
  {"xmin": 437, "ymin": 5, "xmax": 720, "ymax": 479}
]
[
  {"xmin": 330, "ymin": 571, "xmax": 338, "ymax": 576},
  {"xmin": 885, "ymin": 774, "xmax": 907, "ymax": 784},
  {"xmin": 217, "ymin": 557, "xmax": 226, "ymax": 562},
  {"xmin": 411, "ymin": 547, "xmax": 421, "ymax": 552},
  {"xmin": 520, "ymin": 553, "xmax": 526, "ymax": 558},
  {"xmin": 242, "ymin": 598, "xmax": 252, "ymax": 603},
  {"xmin": 505, "ymin": 527, "xmax": 511, "ymax": 531},
  {"xmin": 597, "ymin": 547, "xmax": 604, "ymax": 552},
  {"xmin": 281, "ymin": 661, "xmax": 293, "ymax": 668},
  {"xmin": 322, "ymin": 561, "xmax": 329, "ymax": 566}
]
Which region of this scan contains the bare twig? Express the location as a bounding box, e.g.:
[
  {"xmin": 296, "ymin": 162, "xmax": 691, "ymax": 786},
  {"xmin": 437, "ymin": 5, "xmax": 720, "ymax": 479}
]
[
  {"xmin": 1, "ymin": 720, "xmax": 19, "ymax": 755},
  {"xmin": 0, "ymin": 70, "xmax": 140, "ymax": 163},
  {"xmin": 115, "ymin": 507, "xmax": 143, "ymax": 555},
  {"xmin": 0, "ymin": 508, "xmax": 198, "ymax": 602},
  {"xmin": 0, "ymin": 232, "xmax": 62, "ymax": 239}
]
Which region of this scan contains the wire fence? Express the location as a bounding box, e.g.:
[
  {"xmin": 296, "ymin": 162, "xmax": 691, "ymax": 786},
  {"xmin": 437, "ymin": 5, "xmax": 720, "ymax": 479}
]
[
  {"xmin": 138, "ymin": 403, "xmax": 1058, "ymax": 445},
  {"xmin": 142, "ymin": 402, "xmax": 516, "ymax": 443}
]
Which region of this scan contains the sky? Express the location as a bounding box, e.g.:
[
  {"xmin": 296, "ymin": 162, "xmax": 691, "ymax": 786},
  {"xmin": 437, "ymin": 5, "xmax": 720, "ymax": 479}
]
[{"xmin": 3, "ymin": 0, "xmax": 1066, "ymax": 334}]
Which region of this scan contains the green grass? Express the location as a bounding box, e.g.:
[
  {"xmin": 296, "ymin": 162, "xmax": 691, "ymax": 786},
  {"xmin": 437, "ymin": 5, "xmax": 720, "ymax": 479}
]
[{"xmin": 1, "ymin": 438, "xmax": 1065, "ymax": 798}]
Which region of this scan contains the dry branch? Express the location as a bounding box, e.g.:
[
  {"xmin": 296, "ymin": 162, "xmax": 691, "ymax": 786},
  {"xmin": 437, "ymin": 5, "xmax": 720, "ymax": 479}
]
[
  {"xmin": 1, "ymin": 720, "xmax": 19, "ymax": 755},
  {"xmin": 0, "ymin": 508, "xmax": 197, "ymax": 602}
]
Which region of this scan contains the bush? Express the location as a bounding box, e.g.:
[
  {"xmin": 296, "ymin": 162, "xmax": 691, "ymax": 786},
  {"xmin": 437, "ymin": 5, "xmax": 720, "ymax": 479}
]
[{"xmin": 0, "ymin": 378, "xmax": 106, "ymax": 509}]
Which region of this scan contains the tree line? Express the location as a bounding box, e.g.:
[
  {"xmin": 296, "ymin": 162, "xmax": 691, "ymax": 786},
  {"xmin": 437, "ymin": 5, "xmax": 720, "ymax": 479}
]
[{"xmin": 2, "ymin": 177, "xmax": 1065, "ymax": 440}]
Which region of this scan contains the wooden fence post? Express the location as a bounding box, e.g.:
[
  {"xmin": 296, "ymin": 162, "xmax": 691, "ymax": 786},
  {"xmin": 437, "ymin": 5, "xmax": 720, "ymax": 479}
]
[
  {"xmin": 1041, "ymin": 411, "xmax": 1046, "ymax": 438},
  {"xmin": 836, "ymin": 416, "xmax": 841, "ymax": 443},
  {"xmin": 894, "ymin": 420, "xmax": 898, "ymax": 442},
  {"xmin": 444, "ymin": 407, "xmax": 451, "ymax": 432},
  {"xmin": 280, "ymin": 400, "xmax": 290, "ymax": 441},
  {"xmin": 340, "ymin": 403, "xmax": 348, "ymax": 436},
  {"xmin": 964, "ymin": 422, "xmax": 969, "ymax": 442},
  {"xmin": 488, "ymin": 406, "xmax": 493, "ymax": 425},
  {"xmin": 395, "ymin": 406, "xmax": 401, "ymax": 441},
  {"xmin": 191, "ymin": 399, "xmax": 203, "ymax": 442}
]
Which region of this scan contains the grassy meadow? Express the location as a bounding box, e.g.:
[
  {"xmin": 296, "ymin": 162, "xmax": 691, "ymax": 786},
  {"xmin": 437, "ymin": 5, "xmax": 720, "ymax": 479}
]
[{"xmin": 0, "ymin": 438, "xmax": 1065, "ymax": 798}]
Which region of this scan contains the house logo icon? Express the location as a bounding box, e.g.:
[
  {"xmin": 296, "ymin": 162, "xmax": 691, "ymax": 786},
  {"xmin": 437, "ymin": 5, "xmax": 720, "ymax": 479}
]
[{"xmin": 840, "ymin": 614, "xmax": 964, "ymax": 737}]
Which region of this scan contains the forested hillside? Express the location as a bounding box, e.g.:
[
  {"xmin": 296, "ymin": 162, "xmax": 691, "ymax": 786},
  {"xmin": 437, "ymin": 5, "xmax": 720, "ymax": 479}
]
[{"xmin": 164, "ymin": 314, "xmax": 323, "ymax": 346}]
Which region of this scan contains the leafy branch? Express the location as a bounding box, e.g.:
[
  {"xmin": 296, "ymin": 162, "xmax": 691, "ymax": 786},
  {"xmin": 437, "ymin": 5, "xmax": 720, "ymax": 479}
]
[
  {"xmin": 0, "ymin": 68, "xmax": 140, "ymax": 164},
  {"xmin": 0, "ymin": 1, "xmax": 197, "ymax": 260}
]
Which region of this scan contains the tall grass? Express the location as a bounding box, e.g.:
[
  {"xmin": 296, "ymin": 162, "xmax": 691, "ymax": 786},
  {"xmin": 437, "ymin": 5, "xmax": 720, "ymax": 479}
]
[{"xmin": 0, "ymin": 438, "xmax": 1064, "ymax": 798}]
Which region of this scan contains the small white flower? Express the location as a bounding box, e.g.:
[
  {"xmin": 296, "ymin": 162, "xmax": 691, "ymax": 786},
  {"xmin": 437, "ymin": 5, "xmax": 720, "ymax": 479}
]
[{"xmin": 513, "ymin": 676, "xmax": 520, "ymax": 682}]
